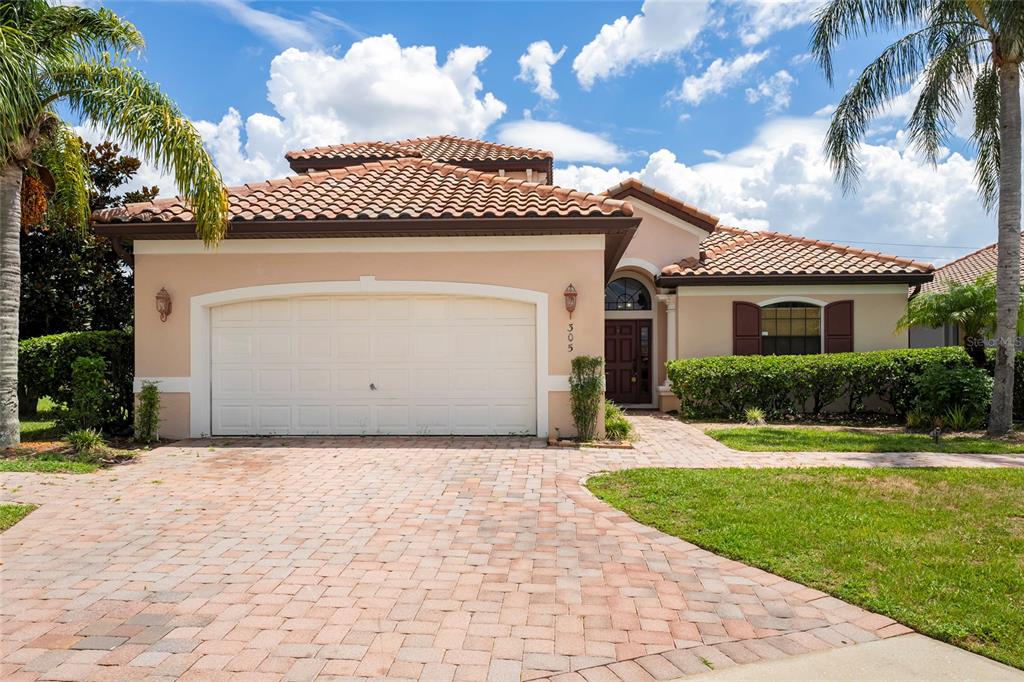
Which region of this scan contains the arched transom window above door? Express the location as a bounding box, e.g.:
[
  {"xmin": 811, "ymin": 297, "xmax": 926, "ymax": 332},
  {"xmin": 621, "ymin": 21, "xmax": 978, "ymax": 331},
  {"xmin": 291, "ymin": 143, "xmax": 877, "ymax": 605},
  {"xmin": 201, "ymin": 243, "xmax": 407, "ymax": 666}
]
[{"xmin": 605, "ymin": 277, "xmax": 652, "ymax": 311}]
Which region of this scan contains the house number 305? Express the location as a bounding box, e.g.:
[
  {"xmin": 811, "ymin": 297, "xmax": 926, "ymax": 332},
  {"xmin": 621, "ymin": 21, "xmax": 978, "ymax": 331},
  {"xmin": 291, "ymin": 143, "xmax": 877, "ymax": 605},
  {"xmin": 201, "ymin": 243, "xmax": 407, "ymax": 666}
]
[{"xmin": 567, "ymin": 322, "xmax": 574, "ymax": 352}]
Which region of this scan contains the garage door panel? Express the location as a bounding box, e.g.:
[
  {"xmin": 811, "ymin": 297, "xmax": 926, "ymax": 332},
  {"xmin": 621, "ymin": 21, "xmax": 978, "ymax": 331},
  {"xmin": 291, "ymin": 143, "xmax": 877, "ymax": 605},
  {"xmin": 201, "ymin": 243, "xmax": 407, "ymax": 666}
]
[
  {"xmin": 257, "ymin": 334, "xmax": 291, "ymax": 358},
  {"xmin": 255, "ymin": 298, "xmax": 292, "ymax": 322},
  {"xmin": 211, "ymin": 293, "xmax": 537, "ymax": 435}
]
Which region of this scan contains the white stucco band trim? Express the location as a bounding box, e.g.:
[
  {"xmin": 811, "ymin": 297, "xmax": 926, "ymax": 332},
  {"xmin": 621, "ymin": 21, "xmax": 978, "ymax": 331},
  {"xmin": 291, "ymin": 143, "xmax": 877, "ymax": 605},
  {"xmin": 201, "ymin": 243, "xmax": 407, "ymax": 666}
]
[
  {"xmin": 188, "ymin": 278, "xmax": 552, "ymax": 438},
  {"xmin": 615, "ymin": 257, "xmax": 660, "ymax": 278}
]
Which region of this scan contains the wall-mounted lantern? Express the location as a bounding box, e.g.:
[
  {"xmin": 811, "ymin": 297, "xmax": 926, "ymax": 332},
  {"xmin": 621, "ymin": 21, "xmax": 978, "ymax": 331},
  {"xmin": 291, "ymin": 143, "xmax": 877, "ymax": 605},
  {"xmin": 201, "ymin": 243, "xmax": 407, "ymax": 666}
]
[
  {"xmin": 156, "ymin": 287, "xmax": 172, "ymax": 322},
  {"xmin": 564, "ymin": 283, "xmax": 578, "ymax": 319}
]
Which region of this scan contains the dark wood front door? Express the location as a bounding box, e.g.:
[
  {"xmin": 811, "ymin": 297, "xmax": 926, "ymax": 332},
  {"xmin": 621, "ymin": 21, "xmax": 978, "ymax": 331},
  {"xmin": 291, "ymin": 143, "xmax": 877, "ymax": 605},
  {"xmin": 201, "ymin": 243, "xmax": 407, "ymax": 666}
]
[{"xmin": 605, "ymin": 319, "xmax": 652, "ymax": 404}]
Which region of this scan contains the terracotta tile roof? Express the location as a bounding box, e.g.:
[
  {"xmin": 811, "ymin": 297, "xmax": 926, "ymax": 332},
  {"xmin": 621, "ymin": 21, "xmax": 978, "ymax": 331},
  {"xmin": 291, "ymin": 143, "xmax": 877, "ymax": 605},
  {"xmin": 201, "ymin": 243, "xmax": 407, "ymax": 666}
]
[
  {"xmin": 286, "ymin": 135, "xmax": 552, "ymax": 167},
  {"xmin": 92, "ymin": 158, "xmax": 631, "ymax": 225},
  {"xmin": 661, "ymin": 225, "xmax": 934, "ymax": 281},
  {"xmin": 603, "ymin": 178, "xmax": 719, "ymax": 232},
  {"xmin": 919, "ymin": 234, "xmax": 1024, "ymax": 294}
]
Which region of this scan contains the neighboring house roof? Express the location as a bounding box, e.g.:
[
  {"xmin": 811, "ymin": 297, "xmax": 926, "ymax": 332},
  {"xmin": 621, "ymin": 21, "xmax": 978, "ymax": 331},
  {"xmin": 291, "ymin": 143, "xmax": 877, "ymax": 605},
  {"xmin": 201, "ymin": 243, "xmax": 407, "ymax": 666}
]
[
  {"xmin": 919, "ymin": 234, "xmax": 1024, "ymax": 294},
  {"xmin": 603, "ymin": 178, "xmax": 719, "ymax": 233},
  {"xmin": 91, "ymin": 158, "xmax": 638, "ymax": 277},
  {"xmin": 659, "ymin": 225, "xmax": 934, "ymax": 285},
  {"xmin": 286, "ymin": 135, "xmax": 554, "ymax": 180}
]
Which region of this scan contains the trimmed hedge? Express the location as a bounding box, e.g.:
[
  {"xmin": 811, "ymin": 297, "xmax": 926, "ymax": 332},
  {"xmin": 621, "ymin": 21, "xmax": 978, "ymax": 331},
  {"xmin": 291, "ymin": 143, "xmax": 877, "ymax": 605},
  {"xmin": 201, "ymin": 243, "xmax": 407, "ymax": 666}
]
[
  {"xmin": 19, "ymin": 330, "xmax": 133, "ymax": 431},
  {"xmin": 666, "ymin": 347, "xmax": 975, "ymax": 420}
]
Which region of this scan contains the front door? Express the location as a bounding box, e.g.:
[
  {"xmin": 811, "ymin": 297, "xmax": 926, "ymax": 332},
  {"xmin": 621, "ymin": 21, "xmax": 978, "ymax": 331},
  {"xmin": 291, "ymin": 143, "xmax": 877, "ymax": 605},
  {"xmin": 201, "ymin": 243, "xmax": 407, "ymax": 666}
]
[{"xmin": 605, "ymin": 319, "xmax": 652, "ymax": 404}]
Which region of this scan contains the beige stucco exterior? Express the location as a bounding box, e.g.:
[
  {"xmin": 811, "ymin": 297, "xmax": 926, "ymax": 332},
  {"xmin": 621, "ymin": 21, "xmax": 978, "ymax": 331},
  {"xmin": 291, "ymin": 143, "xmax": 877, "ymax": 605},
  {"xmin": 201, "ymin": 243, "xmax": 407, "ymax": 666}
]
[
  {"xmin": 134, "ymin": 235, "xmax": 604, "ymax": 439},
  {"xmin": 618, "ymin": 202, "xmax": 704, "ymax": 274},
  {"xmin": 673, "ymin": 286, "xmax": 911, "ymax": 359}
]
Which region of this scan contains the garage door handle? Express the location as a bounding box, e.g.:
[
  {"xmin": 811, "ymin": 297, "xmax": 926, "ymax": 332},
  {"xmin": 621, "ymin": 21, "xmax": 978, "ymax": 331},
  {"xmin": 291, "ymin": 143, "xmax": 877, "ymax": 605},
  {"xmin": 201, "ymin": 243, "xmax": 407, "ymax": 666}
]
[{"xmin": 369, "ymin": 383, "xmax": 377, "ymax": 391}]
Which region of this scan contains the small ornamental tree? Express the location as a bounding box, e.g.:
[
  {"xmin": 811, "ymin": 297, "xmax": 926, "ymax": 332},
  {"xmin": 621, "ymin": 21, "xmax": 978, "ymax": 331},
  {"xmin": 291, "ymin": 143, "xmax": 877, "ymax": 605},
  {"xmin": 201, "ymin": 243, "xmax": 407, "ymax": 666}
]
[
  {"xmin": 897, "ymin": 274, "xmax": 1024, "ymax": 367},
  {"xmin": 570, "ymin": 355, "xmax": 604, "ymax": 441}
]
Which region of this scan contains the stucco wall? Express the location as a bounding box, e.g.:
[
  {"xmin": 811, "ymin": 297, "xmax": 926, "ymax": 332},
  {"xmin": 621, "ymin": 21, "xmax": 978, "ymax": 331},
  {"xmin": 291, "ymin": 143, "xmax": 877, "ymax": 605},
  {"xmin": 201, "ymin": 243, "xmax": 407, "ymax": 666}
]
[
  {"xmin": 674, "ymin": 286, "xmax": 911, "ymax": 358},
  {"xmin": 134, "ymin": 236, "xmax": 605, "ymax": 439},
  {"xmin": 619, "ymin": 203, "xmax": 705, "ymax": 272}
]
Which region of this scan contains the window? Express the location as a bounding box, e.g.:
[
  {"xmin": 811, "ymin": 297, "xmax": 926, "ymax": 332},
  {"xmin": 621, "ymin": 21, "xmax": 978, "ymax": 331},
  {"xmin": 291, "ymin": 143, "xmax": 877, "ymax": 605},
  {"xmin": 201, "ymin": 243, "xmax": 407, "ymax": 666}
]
[
  {"xmin": 605, "ymin": 277, "xmax": 651, "ymax": 311},
  {"xmin": 761, "ymin": 302, "xmax": 821, "ymax": 355}
]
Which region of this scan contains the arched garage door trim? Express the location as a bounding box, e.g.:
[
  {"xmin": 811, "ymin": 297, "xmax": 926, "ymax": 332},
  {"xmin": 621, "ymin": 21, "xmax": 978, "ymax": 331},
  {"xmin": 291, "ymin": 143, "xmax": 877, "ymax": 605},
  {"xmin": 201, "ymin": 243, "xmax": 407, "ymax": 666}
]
[{"xmin": 189, "ymin": 277, "xmax": 550, "ymax": 437}]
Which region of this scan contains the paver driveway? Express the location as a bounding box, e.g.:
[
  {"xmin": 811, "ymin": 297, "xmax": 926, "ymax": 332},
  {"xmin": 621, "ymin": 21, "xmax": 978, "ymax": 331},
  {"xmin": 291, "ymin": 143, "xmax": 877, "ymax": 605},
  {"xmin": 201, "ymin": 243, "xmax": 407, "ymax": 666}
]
[{"xmin": 8, "ymin": 414, "xmax": 1015, "ymax": 682}]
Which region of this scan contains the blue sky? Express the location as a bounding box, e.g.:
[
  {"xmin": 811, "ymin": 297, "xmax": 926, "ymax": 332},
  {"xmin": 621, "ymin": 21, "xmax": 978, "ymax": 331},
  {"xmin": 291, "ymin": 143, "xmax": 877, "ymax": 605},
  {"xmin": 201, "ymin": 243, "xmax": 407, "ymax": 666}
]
[{"xmin": 95, "ymin": 0, "xmax": 1002, "ymax": 266}]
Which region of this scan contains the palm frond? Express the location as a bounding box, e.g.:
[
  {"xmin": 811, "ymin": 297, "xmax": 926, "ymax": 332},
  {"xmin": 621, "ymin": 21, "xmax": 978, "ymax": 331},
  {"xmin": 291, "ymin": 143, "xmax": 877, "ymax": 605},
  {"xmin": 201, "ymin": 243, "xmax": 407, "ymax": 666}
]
[
  {"xmin": 971, "ymin": 60, "xmax": 1001, "ymax": 210},
  {"xmin": 35, "ymin": 122, "xmax": 89, "ymax": 229},
  {"xmin": 27, "ymin": 5, "xmax": 143, "ymax": 61},
  {"xmin": 812, "ymin": 0, "xmax": 944, "ymax": 84},
  {"xmin": 906, "ymin": 26, "xmax": 984, "ymax": 163},
  {"xmin": 47, "ymin": 58, "xmax": 228, "ymax": 244},
  {"xmin": 824, "ymin": 27, "xmax": 937, "ymax": 191},
  {"xmin": 0, "ymin": 23, "xmax": 42, "ymax": 162}
]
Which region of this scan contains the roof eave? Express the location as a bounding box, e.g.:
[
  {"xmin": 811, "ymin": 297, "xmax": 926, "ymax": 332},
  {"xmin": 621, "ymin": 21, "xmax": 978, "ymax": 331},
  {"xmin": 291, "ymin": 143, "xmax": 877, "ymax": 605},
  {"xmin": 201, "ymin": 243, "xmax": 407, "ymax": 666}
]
[{"xmin": 656, "ymin": 272, "xmax": 935, "ymax": 288}]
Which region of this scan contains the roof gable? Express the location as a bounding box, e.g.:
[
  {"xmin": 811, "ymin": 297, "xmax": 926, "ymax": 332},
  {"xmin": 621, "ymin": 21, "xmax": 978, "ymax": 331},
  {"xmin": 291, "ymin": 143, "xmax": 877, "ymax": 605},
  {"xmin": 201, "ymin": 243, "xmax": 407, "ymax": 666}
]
[{"xmin": 603, "ymin": 178, "xmax": 718, "ymax": 233}]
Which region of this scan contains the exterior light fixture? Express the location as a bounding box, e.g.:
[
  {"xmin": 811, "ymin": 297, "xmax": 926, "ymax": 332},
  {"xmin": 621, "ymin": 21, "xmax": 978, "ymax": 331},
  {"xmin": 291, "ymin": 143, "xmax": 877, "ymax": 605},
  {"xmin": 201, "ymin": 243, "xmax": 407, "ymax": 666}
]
[
  {"xmin": 156, "ymin": 287, "xmax": 172, "ymax": 322},
  {"xmin": 564, "ymin": 283, "xmax": 578, "ymax": 318}
]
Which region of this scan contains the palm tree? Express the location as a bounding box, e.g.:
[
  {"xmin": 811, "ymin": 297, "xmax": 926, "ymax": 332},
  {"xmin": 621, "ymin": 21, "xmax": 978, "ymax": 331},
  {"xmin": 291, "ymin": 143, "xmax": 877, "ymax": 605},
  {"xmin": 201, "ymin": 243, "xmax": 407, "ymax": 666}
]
[
  {"xmin": 896, "ymin": 274, "xmax": 1024, "ymax": 366},
  {"xmin": 812, "ymin": 1, "xmax": 1022, "ymax": 435},
  {"xmin": 1, "ymin": 1, "xmax": 228, "ymax": 447}
]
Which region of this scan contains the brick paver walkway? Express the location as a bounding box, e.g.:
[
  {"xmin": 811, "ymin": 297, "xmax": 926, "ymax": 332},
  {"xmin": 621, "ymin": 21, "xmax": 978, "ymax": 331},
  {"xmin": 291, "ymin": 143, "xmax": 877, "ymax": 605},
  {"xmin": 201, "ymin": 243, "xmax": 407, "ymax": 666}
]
[{"xmin": 2, "ymin": 415, "xmax": 1019, "ymax": 681}]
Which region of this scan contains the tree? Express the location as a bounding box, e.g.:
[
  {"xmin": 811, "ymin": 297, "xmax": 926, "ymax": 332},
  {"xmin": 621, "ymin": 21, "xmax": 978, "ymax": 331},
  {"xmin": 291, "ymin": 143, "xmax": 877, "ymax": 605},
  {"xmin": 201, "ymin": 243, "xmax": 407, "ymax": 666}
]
[
  {"xmin": 20, "ymin": 142, "xmax": 158, "ymax": 339},
  {"xmin": 0, "ymin": 1, "xmax": 229, "ymax": 446},
  {"xmin": 896, "ymin": 274, "xmax": 1024, "ymax": 366},
  {"xmin": 812, "ymin": 1, "xmax": 1022, "ymax": 435}
]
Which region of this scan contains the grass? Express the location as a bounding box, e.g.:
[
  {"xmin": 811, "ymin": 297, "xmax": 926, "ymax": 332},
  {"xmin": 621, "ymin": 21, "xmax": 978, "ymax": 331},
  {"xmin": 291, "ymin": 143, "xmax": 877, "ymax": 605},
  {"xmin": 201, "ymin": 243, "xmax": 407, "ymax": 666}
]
[
  {"xmin": 587, "ymin": 468, "xmax": 1024, "ymax": 669},
  {"xmin": 0, "ymin": 455, "xmax": 98, "ymax": 474},
  {"xmin": 20, "ymin": 396, "xmax": 59, "ymax": 441},
  {"xmin": 0, "ymin": 503, "xmax": 36, "ymax": 532},
  {"xmin": 708, "ymin": 426, "xmax": 1024, "ymax": 454}
]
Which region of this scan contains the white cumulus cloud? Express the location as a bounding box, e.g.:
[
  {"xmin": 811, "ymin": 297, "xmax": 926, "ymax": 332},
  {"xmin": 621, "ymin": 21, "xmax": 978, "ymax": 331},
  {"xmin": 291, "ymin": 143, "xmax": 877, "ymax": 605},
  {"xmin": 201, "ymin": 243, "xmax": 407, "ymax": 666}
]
[
  {"xmin": 497, "ymin": 120, "xmax": 626, "ymax": 164},
  {"xmin": 517, "ymin": 40, "xmax": 567, "ymax": 100},
  {"xmin": 677, "ymin": 51, "xmax": 768, "ymax": 105},
  {"xmin": 194, "ymin": 35, "xmax": 507, "ymax": 185},
  {"xmin": 572, "ymin": 0, "xmax": 710, "ymax": 89},
  {"xmin": 746, "ymin": 69, "xmax": 797, "ymax": 112},
  {"xmin": 738, "ymin": 0, "xmax": 817, "ymax": 46},
  {"xmin": 556, "ymin": 116, "xmax": 997, "ymax": 265}
]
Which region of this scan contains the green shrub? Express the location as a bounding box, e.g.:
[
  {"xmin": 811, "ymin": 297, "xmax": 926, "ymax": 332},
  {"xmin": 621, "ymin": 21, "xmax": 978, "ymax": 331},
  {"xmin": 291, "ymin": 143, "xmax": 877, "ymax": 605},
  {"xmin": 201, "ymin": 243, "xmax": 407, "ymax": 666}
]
[
  {"xmin": 570, "ymin": 356, "xmax": 604, "ymax": 441},
  {"xmin": 19, "ymin": 330, "xmax": 133, "ymax": 430},
  {"xmin": 604, "ymin": 400, "xmax": 634, "ymax": 441},
  {"xmin": 943, "ymin": 405, "xmax": 977, "ymax": 431},
  {"xmin": 667, "ymin": 347, "xmax": 972, "ymax": 420},
  {"xmin": 135, "ymin": 380, "xmax": 161, "ymax": 443},
  {"xmin": 744, "ymin": 407, "xmax": 766, "ymax": 425},
  {"xmin": 913, "ymin": 364, "xmax": 992, "ymax": 424},
  {"xmin": 60, "ymin": 357, "xmax": 109, "ymax": 432},
  {"xmin": 66, "ymin": 428, "xmax": 106, "ymax": 460}
]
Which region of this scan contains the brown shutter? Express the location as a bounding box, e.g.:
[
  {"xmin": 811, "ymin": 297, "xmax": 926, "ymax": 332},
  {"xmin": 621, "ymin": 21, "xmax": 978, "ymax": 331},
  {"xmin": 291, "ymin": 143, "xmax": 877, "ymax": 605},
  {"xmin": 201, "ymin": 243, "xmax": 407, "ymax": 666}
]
[
  {"xmin": 733, "ymin": 302, "xmax": 762, "ymax": 355},
  {"xmin": 824, "ymin": 300, "xmax": 854, "ymax": 353}
]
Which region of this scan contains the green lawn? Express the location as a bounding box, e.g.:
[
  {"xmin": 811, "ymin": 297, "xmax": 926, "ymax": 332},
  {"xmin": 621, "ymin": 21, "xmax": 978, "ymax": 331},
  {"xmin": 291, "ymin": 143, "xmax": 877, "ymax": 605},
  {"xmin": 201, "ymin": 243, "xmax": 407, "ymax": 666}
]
[
  {"xmin": 0, "ymin": 456, "xmax": 98, "ymax": 474},
  {"xmin": 19, "ymin": 396, "xmax": 59, "ymax": 441},
  {"xmin": 587, "ymin": 468, "xmax": 1024, "ymax": 669},
  {"xmin": 708, "ymin": 426, "xmax": 1024, "ymax": 454},
  {"xmin": 0, "ymin": 503, "xmax": 36, "ymax": 532}
]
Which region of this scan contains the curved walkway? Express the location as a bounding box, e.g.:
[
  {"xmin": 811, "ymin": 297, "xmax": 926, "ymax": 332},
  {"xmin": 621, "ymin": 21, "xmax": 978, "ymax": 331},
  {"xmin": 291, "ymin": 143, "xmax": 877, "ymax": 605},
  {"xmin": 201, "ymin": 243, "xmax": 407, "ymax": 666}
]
[{"xmin": 0, "ymin": 417, "xmax": 1019, "ymax": 681}]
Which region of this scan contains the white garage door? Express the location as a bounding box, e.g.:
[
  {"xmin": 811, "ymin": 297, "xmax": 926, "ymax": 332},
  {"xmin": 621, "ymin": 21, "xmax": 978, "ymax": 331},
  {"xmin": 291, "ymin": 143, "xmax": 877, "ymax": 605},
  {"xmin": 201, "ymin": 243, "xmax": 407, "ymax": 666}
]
[{"xmin": 210, "ymin": 294, "xmax": 537, "ymax": 435}]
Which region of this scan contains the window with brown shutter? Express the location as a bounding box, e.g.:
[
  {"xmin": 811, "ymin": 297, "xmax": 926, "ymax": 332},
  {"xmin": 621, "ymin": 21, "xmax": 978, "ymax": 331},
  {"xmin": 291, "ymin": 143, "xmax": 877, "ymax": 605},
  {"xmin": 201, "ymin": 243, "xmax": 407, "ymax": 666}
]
[
  {"xmin": 733, "ymin": 302, "xmax": 762, "ymax": 355},
  {"xmin": 824, "ymin": 300, "xmax": 854, "ymax": 353}
]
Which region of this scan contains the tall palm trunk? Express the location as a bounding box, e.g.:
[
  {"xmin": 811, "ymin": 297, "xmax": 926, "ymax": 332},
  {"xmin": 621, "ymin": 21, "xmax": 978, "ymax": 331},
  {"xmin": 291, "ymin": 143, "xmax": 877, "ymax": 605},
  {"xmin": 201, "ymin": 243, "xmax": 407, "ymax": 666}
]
[
  {"xmin": 0, "ymin": 164, "xmax": 22, "ymax": 447},
  {"xmin": 988, "ymin": 63, "xmax": 1022, "ymax": 436}
]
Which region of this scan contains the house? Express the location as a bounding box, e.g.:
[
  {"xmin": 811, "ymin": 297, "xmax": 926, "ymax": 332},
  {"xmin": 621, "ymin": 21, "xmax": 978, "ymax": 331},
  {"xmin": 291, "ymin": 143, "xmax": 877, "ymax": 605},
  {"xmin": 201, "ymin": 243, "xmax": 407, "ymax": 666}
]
[
  {"xmin": 909, "ymin": 234, "xmax": 1024, "ymax": 348},
  {"xmin": 93, "ymin": 135, "xmax": 934, "ymax": 438}
]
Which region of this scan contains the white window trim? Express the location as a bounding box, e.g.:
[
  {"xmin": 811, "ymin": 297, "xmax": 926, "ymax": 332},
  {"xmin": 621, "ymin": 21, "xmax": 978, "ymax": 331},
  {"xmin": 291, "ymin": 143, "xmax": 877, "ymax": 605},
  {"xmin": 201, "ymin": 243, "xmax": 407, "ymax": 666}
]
[
  {"xmin": 606, "ymin": 272, "xmax": 658, "ymax": 408},
  {"xmin": 188, "ymin": 277, "xmax": 551, "ymax": 438},
  {"xmin": 759, "ymin": 299, "xmax": 825, "ymax": 354},
  {"xmin": 615, "ymin": 257, "xmax": 660, "ymax": 279}
]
